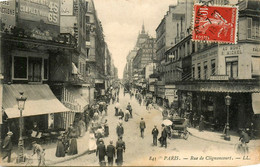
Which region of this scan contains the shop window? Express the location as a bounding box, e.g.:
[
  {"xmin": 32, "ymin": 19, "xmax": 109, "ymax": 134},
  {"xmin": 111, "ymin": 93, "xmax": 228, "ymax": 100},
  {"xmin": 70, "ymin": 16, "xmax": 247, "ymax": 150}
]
[
  {"xmin": 197, "ymin": 63, "xmax": 201, "ymax": 79},
  {"xmin": 204, "ymin": 61, "xmax": 208, "ymax": 79},
  {"xmin": 28, "ymin": 57, "xmax": 42, "ymax": 82},
  {"xmin": 13, "ymin": 56, "xmax": 27, "ymax": 79},
  {"xmin": 211, "ymin": 59, "xmax": 216, "ymax": 75},
  {"xmin": 226, "ymin": 56, "xmax": 238, "ymax": 79},
  {"xmin": 43, "ymin": 59, "xmax": 48, "ymax": 80},
  {"xmin": 252, "ymin": 56, "xmax": 260, "ymax": 76}
]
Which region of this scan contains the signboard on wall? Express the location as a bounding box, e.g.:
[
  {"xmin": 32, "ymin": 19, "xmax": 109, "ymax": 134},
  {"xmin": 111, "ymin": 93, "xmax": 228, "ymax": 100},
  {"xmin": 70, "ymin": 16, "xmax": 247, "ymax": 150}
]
[
  {"xmin": 61, "ymin": 0, "xmax": 73, "ymax": 15},
  {"xmin": 0, "ymin": 0, "xmax": 16, "ymax": 29},
  {"xmin": 18, "ymin": 0, "xmax": 60, "ymax": 26}
]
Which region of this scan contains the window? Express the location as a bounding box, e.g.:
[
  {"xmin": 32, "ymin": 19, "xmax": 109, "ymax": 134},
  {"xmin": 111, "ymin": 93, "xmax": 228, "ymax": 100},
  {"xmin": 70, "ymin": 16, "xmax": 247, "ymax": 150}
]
[
  {"xmin": 192, "ymin": 65, "xmax": 195, "ymax": 79},
  {"xmin": 192, "ymin": 42, "xmax": 195, "ymax": 53},
  {"xmin": 211, "ymin": 59, "xmax": 216, "ymax": 75},
  {"xmin": 252, "ymin": 56, "xmax": 260, "ymax": 76},
  {"xmin": 226, "ymin": 57, "xmax": 238, "ymax": 78},
  {"xmin": 14, "ymin": 56, "xmax": 27, "ymax": 79},
  {"xmin": 197, "ymin": 63, "xmax": 201, "ymax": 79},
  {"xmin": 28, "ymin": 57, "xmax": 42, "ymax": 82},
  {"xmin": 247, "ymin": 18, "xmax": 252, "ymax": 39},
  {"xmin": 204, "ymin": 61, "xmax": 208, "ymax": 79},
  {"xmin": 86, "ymin": 30, "xmax": 90, "ymax": 41},
  {"xmin": 43, "ymin": 59, "xmax": 48, "ymax": 80},
  {"xmin": 252, "ymin": 20, "xmax": 260, "ymax": 39},
  {"xmin": 86, "ymin": 16, "xmax": 90, "ymax": 23}
]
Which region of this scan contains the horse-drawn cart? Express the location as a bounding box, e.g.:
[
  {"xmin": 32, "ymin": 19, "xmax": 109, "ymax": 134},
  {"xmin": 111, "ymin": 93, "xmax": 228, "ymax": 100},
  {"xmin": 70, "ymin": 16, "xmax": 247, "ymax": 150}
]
[{"xmin": 171, "ymin": 118, "xmax": 189, "ymax": 140}]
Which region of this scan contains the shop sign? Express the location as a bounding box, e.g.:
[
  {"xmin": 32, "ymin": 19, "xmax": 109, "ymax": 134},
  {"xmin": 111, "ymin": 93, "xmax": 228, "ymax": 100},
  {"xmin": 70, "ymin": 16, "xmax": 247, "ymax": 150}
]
[
  {"xmin": 31, "ymin": 28, "xmax": 53, "ymax": 40},
  {"xmin": 192, "ymin": 48, "xmax": 217, "ymax": 62},
  {"xmin": 220, "ymin": 45, "xmax": 243, "ymax": 56},
  {"xmin": 0, "ymin": 0, "xmax": 16, "ymax": 28},
  {"xmin": 210, "ymin": 75, "xmax": 229, "ymax": 80},
  {"xmin": 165, "ymin": 89, "xmax": 176, "ymax": 96},
  {"xmin": 19, "ymin": 0, "xmax": 60, "ymax": 26},
  {"xmin": 61, "ymin": 0, "xmax": 73, "ymax": 15}
]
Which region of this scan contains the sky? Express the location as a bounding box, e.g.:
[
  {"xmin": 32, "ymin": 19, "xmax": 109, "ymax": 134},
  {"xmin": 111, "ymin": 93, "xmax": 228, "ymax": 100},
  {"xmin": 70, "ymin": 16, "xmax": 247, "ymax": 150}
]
[{"xmin": 93, "ymin": 0, "xmax": 178, "ymax": 79}]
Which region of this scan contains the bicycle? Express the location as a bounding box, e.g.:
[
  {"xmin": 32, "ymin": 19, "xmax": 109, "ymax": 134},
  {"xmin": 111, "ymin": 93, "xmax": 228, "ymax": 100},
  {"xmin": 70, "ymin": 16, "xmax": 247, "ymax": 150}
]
[{"xmin": 234, "ymin": 141, "xmax": 249, "ymax": 155}]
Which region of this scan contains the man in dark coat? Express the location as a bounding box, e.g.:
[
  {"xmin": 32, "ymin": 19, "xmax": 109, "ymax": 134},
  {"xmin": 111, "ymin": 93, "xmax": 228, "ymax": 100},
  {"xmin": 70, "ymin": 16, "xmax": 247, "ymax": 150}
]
[
  {"xmin": 126, "ymin": 103, "xmax": 133, "ymax": 118},
  {"xmin": 2, "ymin": 131, "xmax": 13, "ymax": 163},
  {"xmin": 116, "ymin": 123, "xmax": 124, "ymax": 137},
  {"xmin": 106, "ymin": 140, "xmax": 116, "ymax": 166},
  {"xmin": 96, "ymin": 140, "xmax": 106, "ymax": 165},
  {"xmin": 116, "ymin": 137, "xmax": 125, "ymax": 166},
  {"xmin": 140, "ymin": 118, "xmax": 146, "ymax": 138},
  {"xmin": 160, "ymin": 124, "xmax": 168, "ymax": 148},
  {"xmin": 152, "ymin": 125, "xmax": 159, "ymax": 146}
]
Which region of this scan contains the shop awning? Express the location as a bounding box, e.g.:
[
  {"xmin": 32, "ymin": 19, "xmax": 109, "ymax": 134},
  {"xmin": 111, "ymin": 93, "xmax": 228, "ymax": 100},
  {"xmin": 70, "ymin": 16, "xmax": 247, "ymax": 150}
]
[
  {"xmin": 65, "ymin": 86, "xmax": 89, "ymax": 111},
  {"xmin": 252, "ymin": 93, "xmax": 260, "ymax": 114},
  {"xmin": 3, "ymin": 84, "xmax": 70, "ymax": 119}
]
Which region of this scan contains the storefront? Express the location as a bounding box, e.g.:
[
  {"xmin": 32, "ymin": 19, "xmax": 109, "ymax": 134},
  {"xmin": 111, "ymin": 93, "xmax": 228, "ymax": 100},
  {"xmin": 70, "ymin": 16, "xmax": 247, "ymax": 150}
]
[
  {"xmin": 176, "ymin": 80, "xmax": 260, "ymax": 131},
  {"xmin": 2, "ymin": 84, "xmax": 71, "ymax": 143}
]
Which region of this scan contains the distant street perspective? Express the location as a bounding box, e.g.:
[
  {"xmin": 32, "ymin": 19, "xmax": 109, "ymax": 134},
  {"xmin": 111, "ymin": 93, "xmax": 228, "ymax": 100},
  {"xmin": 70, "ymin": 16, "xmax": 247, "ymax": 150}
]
[{"xmin": 0, "ymin": 0, "xmax": 260, "ymax": 166}]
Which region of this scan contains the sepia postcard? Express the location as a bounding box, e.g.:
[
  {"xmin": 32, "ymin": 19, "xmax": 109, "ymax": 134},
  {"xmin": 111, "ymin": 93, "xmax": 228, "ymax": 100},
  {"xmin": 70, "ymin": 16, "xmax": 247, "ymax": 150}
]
[{"xmin": 0, "ymin": 0, "xmax": 260, "ymax": 166}]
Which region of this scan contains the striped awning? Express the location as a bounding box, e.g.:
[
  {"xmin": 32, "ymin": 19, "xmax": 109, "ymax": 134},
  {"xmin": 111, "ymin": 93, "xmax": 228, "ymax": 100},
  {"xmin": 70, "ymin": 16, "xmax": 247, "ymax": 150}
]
[{"xmin": 3, "ymin": 84, "xmax": 70, "ymax": 118}]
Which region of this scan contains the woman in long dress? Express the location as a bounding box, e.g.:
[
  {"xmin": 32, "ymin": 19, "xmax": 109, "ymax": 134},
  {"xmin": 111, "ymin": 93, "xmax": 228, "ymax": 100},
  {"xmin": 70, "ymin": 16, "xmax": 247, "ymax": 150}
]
[
  {"xmin": 67, "ymin": 124, "xmax": 78, "ymax": 155},
  {"xmin": 55, "ymin": 136, "xmax": 65, "ymax": 157}
]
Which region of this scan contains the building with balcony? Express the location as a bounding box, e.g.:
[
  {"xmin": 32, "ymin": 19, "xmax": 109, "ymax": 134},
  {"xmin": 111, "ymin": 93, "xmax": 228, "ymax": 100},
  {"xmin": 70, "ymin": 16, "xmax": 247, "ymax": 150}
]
[{"xmin": 173, "ymin": 0, "xmax": 260, "ymax": 131}]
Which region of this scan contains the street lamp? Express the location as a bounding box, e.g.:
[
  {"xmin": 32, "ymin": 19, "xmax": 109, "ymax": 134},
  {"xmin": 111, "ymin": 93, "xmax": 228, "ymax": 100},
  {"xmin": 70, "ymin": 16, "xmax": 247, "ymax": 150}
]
[
  {"xmin": 224, "ymin": 93, "xmax": 231, "ymax": 141},
  {"xmin": 16, "ymin": 92, "xmax": 27, "ymax": 163}
]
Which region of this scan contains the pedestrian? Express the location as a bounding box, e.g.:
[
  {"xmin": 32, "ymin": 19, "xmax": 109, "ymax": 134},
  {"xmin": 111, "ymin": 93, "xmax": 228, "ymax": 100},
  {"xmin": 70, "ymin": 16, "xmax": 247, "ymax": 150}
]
[
  {"xmin": 56, "ymin": 136, "xmax": 65, "ymax": 157},
  {"xmin": 104, "ymin": 119, "xmax": 109, "ymax": 137},
  {"xmin": 124, "ymin": 110, "xmax": 130, "ymax": 122},
  {"xmin": 2, "ymin": 131, "xmax": 13, "ymax": 163},
  {"xmin": 115, "ymin": 106, "xmax": 119, "ymax": 116},
  {"xmin": 126, "ymin": 102, "xmax": 133, "ymax": 118},
  {"xmin": 96, "ymin": 139, "xmax": 106, "ymax": 166},
  {"xmin": 31, "ymin": 141, "xmax": 45, "ymax": 166},
  {"xmin": 199, "ymin": 115, "xmax": 205, "ymax": 132},
  {"xmin": 152, "ymin": 126, "xmax": 159, "ymax": 146},
  {"xmin": 116, "ymin": 123, "xmax": 124, "ymax": 137},
  {"xmin": 139, "ymin": 97, "xmax": 142, "ymax": 106},
  {"xmin": 160, "ymin": 124, "xmax": 168, "ymax": 148},
  {"xmin": 118, "ymin": 109, "xmax": 124, "ymax": 119},
  {"xmin": 140, "ymin": 118, "xmax": 146, "ymax": 138},
  {"xmin": 106, "ymin": 140, "xmax": 116, "ymax": 166},
  {"xmin": 162, "ymin": 109, "xmax": 168, "ymax": 120},
  {"xmin": 67, "ymin": 123, "xmax": 78, "ymax": 155},
  {"xmin": 61, "ymin": 132, "xmax": 69, "ymax": 153},
  {"xmin": 116, "ymin": 137, "xmax": 126, "ymax": 166},
  {"xmin": 78, "ymin": 118, "xmax": 86, "ymax": 137}
]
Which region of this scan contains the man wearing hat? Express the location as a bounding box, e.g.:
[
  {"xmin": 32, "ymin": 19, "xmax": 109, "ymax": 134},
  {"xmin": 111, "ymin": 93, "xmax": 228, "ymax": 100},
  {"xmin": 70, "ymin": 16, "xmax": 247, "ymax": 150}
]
[
  {"xmin": 160, "ymin": 124, "xmax": 168, "ymax": 148},
  {"xmin": 116, "ymin": 122, "xmax": 124, "ymax": 137},
  {"xmin": 96, "ymin": 139, "xmax": 106, "ymax": 166},
  {"xmin": 152, "ymin": 125, "xmax": 159, "ymax": 146},
  {"xmin": 106, "ymin": 140, "xmax": 115, "ymax": 166},
  {"xmin": 116, "ymin": 137, "xmax": 125, "ymax": 166},
  {"xmin": 2, "ymin": 131, "xmax": 13, "ymax": 163},
  {"xmin": 139, "ymin": 118, "xmax": 146, "ymax": 138}
]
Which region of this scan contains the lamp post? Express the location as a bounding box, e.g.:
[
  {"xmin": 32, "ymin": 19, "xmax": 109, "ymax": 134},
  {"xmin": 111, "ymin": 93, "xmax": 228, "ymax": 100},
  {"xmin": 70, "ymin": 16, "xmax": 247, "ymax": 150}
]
[
  {"xmin": 224, "ymin": 93, "xmax": 231, "ymax": 141},
  {"xmin": 16, "ymin": 92, "xmax": 27, "ymax": 163}
]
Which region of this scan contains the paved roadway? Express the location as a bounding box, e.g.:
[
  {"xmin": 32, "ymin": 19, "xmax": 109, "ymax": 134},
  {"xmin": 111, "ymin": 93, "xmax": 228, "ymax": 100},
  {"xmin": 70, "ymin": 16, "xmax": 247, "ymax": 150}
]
[{"xmin": 56, "ymin": 89, "xmax": 260, "ymax": 166}]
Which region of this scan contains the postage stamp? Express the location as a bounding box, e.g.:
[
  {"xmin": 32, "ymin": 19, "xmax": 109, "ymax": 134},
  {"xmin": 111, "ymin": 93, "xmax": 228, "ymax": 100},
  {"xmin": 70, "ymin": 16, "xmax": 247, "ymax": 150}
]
[{"xmin": 192, "ymin": 4, "xmax": 238, "ymax": 44}]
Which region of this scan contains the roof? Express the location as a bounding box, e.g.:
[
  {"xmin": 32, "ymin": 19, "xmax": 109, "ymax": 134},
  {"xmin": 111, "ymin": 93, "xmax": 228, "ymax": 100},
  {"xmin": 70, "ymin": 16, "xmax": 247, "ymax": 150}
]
[{"xmin": 3, "ymin": 84, "xmax": 70, "ymax": 118}]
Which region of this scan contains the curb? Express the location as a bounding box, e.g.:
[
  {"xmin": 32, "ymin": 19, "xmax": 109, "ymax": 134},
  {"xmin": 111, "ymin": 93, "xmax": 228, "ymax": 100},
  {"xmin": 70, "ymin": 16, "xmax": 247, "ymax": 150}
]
[
  {"xmin": 188, "ymin": 130, "xmax": 260, "ymax": 148},
  {"xmin": 46, "ymin": 149, "xmax": 94, "ymax": 166}
]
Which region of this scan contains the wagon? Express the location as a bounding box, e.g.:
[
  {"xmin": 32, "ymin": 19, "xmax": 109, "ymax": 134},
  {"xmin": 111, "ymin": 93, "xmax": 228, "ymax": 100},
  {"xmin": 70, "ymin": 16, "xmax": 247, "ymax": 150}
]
[{"xmin": 171, "ymin": 118, "xmax": 189, "ymax": 140}]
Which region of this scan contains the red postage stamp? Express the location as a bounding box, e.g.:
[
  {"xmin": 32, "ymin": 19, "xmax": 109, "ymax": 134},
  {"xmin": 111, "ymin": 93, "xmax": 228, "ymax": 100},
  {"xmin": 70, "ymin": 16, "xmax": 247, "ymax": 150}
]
[{"xmin": 192, "ymin": 4, "xmax": 238, "ymax": 44}]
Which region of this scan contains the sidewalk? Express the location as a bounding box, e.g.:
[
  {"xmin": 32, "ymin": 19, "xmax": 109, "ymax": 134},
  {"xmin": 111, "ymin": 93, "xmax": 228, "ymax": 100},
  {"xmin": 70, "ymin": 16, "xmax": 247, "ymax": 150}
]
[
  {"xmin": 1, "ymin": 130, "xmax": 91, "ymax": 166},
  {"xmin": 188, "ymin": 127, "xmax": 260, "ymax": 148}
]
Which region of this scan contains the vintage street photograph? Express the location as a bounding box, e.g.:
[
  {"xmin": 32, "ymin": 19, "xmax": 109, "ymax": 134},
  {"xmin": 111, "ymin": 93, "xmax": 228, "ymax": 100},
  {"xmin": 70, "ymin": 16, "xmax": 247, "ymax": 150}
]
[{"xmin": 0, "ymin": 0, "xmax": 260, "ymax": 166}]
